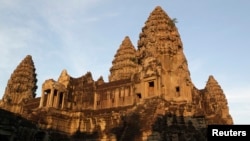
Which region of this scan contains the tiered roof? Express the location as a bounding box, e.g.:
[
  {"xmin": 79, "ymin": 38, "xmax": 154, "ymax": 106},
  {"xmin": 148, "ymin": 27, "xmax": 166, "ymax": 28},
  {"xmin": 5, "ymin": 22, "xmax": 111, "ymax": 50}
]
[
  {"xmin": 3, "ymin": 55, "xmax": 37, "ymax": 104},
  {"xmin": 137, "ymin": 6, "xmax": 182, "ymax": 58},
  {"xmin": 109, "ymin": 36, "xmax": 137, "ymax": 81}
]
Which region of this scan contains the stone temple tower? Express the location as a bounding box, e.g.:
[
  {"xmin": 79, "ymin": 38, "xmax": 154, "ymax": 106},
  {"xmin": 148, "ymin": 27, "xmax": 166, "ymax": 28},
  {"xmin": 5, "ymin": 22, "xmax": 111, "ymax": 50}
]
[
  {"xmin": 0, "ymin": 6, "xmax": 233, "ymax": 140},
  {"xmin": 109, "ymin": 36, "xmax": 137, "ymax": 82},
  {"xmin": 202, "ymin": 75, "xmax": 233, "ymax": 124},
  {"xmin": 1, "ymin": 55, "xmax": 37, "ymax": 113},
  {"xmin": 135, "ymin": 6, "xmax": 193, "ymax": 102}
]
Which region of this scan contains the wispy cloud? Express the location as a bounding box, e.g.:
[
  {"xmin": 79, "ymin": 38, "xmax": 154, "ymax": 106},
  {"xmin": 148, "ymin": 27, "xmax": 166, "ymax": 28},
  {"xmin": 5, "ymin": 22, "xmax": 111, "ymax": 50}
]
[
  {"xmin": 0, "ymin": 0, "xmax": 111, "ymax": 96},
  {"xmin": 226, "ymin": 85, "xmax": 250, "ymax": 104},
  {"xmin": 225, "ymin": 86, "xmax": 250, "ymax": 124}
]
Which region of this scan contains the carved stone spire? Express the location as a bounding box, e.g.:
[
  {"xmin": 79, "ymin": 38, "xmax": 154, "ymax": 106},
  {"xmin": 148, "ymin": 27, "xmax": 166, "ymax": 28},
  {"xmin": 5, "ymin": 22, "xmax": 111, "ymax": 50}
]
[
  {"xmin": 137, "ymin": 6, "xmax": 193, "ymax": 102},
  {"xmin": 137, "ymin": 6, "xmax": 183, "ymax": 59},
  {"xmin": 205, "ymin": 75, "xmax": 223, "ymax": 91},
  {"xmin": 2, "ymin": 55, "xmax": 37, "ymax": 104},
  {"xmin": 203, "ymin": 75, "xmax": 233, "ymax": 124},
  {"xmin": 109, "ymin": 36, "xmax": 137, "ymax": 82}
]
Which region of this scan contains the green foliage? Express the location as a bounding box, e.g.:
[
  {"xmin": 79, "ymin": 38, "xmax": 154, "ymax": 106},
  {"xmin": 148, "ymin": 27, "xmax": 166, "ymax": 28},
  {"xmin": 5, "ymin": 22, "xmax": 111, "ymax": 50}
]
[
  {"xmin": 172, "ymin": 18, "xmax": 178, "ymax": 24},
  {"xmin": 168, "ymin": 18, "xmax": 178, "ymax": 28}
]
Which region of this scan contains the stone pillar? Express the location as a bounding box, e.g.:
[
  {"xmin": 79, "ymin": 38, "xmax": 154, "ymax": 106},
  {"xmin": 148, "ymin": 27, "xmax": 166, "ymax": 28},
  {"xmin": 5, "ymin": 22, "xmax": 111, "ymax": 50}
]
[
  {"xmin": 46, "ymin": 89, "xmax": 52, "ymax": 107},
  {"xmin": 144, "ymin": 82, "xmax": 148, "ymax": 98},
  {"xmin": 39, "ymin": 90, "xmax": 45, "ymax": 108},
  {"xmin": 57, "ymin": 91, "xmax": 60, "ymax": 108},
  {"xmin": 49, "ymin": 88, "xmax": 54, "ymax": 107},
  {"xmin": 53, "ymin": 89, "xmax": 59, "ymax": 108},
  {"xmin": 130, "ymin": 85, "xmax": 134, "ymax": 104},
  {"xmin": 115, "ymin": 88, "xmax": 119, "ymax": 107},
  {"xmin": 93, "ymin": 92, "xmax": 97, "ymax": 110},
  {"xmin": 46, "ymin": 92, "xmax": 49, "ymax": 107},
  {"xmin": 157, "ymin": 77, "xmax": 160, "ymax": 96},
  {"xmin": 107, "ymin": 91, "xmax": 110, "ymax": 108}
]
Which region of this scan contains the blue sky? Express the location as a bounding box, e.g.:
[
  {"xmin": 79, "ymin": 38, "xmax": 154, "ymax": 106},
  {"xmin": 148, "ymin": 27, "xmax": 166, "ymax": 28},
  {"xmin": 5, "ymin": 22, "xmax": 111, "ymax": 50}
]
[{"xmin": 0, "ymin": 0, "xmax": 249, "ymax": 124}]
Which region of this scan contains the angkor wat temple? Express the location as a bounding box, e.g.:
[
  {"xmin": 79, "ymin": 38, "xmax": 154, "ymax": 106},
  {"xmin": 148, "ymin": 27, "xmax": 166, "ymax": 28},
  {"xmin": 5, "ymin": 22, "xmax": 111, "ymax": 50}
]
[{"xmin": 0, "ymin": 6, "xmax": 233, "ymax": 141}]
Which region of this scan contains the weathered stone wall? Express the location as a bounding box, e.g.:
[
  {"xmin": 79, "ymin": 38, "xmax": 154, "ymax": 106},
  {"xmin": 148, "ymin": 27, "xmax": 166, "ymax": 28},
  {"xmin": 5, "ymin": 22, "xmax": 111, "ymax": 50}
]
[
  {"xmin": 96, "ymin": 79, "xmax": 134, "ymax": 109},
  {"xmin": 22, "ymin": 97, "xmax": 209, "ymax": 141},
  {"xmin": 1, "ymin": 55, "xmax": 37, "ymax": 114}
]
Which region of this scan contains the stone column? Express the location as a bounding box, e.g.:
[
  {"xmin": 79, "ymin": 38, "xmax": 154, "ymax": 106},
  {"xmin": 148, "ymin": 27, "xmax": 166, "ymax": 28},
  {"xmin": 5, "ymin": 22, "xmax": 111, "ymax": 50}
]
[
  {"xmin": 122, "ymin": 87, "xmax": 125, "ymax": 105},
  {"xmin": 53, "ymin": 89, "xmax": 59, "ymax": 108},
  {"xmin": 93, "ymin": 92, "xmax": 97, "ymax": 110},
  {"xmin": 130, "ymin": 85, "xmax": 134, "ymax": 104},
  {"xmin": 157, "ymin": 77, "xmax": 160, "ymax": 96},
  {"xmin": 144, "ymin": 82, "xmax": 148, "ymax": 98},
  {"xmin": 46, "ymin": 89, "xmax": 52, "ymax": 107},
  {"xmin": 114, "ymin": 88, "xmax": 119, "ymax": 107},
  {"xmin": 46, "ymin": 92, "xmax": 49, "ymax": 107},
  {"xmin": 49, "ymin": 88, "xmax": 54, "ymax": 107},
  {"xmin": 56, "ymin": 90, "xmax": 60, "ymax": 108},
  {"xmin": 39, "ymin": 89, "xmax": 45, "ymax": 108}
]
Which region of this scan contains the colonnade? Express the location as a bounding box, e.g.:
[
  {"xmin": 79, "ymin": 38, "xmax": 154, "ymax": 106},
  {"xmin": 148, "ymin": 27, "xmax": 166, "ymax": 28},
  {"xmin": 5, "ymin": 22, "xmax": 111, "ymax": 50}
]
[{"xmin": 39, "ymin": 80, "xmax": 66, "ymax": 109}]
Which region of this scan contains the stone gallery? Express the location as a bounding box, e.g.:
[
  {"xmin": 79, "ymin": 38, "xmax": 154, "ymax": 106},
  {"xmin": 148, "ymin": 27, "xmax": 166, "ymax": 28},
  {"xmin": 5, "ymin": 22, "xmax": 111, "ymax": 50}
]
[{"xmin": 0, "ymin": 6, "xmax": 233, "ymax": 141}]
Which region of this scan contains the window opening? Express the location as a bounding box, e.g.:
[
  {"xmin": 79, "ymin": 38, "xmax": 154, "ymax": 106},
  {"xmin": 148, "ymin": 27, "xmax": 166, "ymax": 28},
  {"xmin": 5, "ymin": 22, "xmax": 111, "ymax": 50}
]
[
  {"xmin": 176, "ymin": 86, "xmax": 180, "ymax": 92},
  {"xmin": 175, "ymin": 86, "xmax": 180, "ymax": 97},
  {"xmin": 136, "ymin": 93, "xmax": 142, "ymax": 99},
  {"xmin": 148, "ymin": 81, "xmax": 154, "ymax": 96},
  {"xmin": 149, "ymin": 81, "xmax": 154, "ymax": 87}
]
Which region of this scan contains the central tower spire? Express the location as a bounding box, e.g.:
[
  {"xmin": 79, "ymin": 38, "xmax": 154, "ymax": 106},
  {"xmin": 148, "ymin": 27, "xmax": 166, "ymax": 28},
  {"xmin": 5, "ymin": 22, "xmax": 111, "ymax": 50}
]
[
  {"xmin": 136, "ymin": 6, "xmax": 193, "ymax": 102},
  {"xmin": 137, "ymin": 6, "xmax": 183, "ymax": 59}
]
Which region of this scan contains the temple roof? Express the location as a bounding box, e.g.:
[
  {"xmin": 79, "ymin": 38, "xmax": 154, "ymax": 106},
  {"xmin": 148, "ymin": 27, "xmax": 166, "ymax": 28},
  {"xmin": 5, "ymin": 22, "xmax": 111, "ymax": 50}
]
[
  {"xmin": 3, "ymin": 55, "xmax": 37, "ymax": 103},
  {"xmin": 109, "ymin": 36, "xmax": 137, "ymax": 82},
  {"xmin": 137, "ymin": 6, "xmax": 182, "ymax": 56},
  {"xmin": 205, "ymin": 75, "xmax": 223, "ymax": 93}
]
